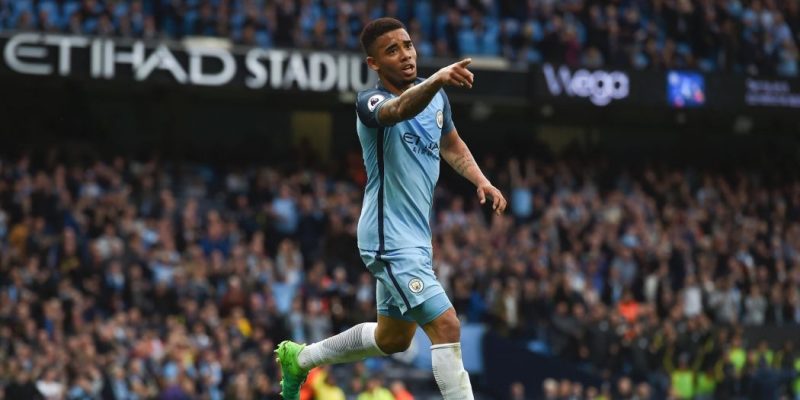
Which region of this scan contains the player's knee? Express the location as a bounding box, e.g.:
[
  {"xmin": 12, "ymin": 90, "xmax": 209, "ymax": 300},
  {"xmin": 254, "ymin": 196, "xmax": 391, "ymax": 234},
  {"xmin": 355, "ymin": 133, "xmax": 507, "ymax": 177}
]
[
  {"xmin": 426, "ymin": 310, "xmax": 461, "ymax": 344},
  {"xmin": 439, "ymin": 312, "xmax": 461, "ymax": 342},
  {"xmin": 376, "ymin": 334, "xmax": 413, "ymax": 354}
]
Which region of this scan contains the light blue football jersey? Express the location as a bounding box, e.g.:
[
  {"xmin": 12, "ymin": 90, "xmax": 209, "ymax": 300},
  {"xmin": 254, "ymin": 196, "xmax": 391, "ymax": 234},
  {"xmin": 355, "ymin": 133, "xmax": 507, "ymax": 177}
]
[{"xmin": 355, "ymin": 78, "xmax": 455, "ymax": 252}]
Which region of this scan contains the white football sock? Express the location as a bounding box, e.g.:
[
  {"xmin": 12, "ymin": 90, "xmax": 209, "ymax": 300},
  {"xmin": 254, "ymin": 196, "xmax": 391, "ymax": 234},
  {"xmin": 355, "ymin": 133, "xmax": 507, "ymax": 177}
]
[
  {"xmin": 431, "ymin": 343, "xmax": 474, "ymax": 400},
  {"xmin": 297, "ymin": 322, "xmax": 386, "ymax": 370}
]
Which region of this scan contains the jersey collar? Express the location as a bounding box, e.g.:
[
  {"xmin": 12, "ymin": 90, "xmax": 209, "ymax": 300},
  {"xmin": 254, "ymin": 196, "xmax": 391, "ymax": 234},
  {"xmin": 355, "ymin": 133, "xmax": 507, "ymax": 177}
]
[{"xmin": 375, "ymin": 77, "xmax": 425, "ymax": 90}]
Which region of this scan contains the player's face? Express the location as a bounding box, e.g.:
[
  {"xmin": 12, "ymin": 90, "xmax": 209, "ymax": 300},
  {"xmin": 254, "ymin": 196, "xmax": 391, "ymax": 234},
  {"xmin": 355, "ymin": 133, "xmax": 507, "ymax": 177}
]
[{"xmin": 368, "ymin": 29, "xmax": 417, "ymax": 88}]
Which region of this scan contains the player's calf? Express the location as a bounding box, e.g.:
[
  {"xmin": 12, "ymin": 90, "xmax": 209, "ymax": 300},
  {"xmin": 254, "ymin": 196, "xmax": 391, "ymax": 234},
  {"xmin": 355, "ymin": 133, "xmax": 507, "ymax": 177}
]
[
  {"xmin": 375, "ymin": 334, "xmax": 413, "ymax": 354},
  {"xmin": 423, "ymin": 309, "xmax": 474, "ymax": 400},
  {"xmin": 296, "ymin": 322, "xmax": 386, "ymax": 370},
  {"xmin": 374, "ymin": 314, "xmax": 417, "ymax": 354}
]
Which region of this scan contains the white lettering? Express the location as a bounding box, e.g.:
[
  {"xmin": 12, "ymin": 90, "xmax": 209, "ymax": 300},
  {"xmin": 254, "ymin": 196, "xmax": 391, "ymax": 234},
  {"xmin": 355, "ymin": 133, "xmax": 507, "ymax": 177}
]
[
  {"xmin": 337, "ymin": 54, "xmax": 349, "ymax": 91},
  {"xmin": 245, "ymin": 48, "xmax": 268, "ymax": 89},
  {"xmin": 557, "ymin": 65, "xmax": 573, "ymax": 95},
  {"xmin": 1, "ymin": 33, "xmax": 378, "ymax": 93},
  {"xmin": 4, "ymin": 33, "xmax": 51, "ymax": 75},
  {"xmin": 188, "ymin": 46, "xmax": 235, "ymax": 86},
  {"xmin": 91, "ymin": 38, "xmax": 103, "ymax": 77},
  {"xmin": 268, "ymin": 49, "xmax": 287, "ymax": 89},
  {"xmin": 283, "ymin": 52, "xmax": 308, "ymax": 90},
  {"xmin": 43, "ymin": 35, "xmax": 89, "ymax": 76},
  {"xmin": 136, "ymin": 44, "xmax": 187, "ymax": 83},
  {"xmin": 104, "ymin": 40, "xmax": 144, "ymax": 79},
  {"xmin": 745, "ymin": 78, "xmax": 800, "ymax": 108},
  {"xmin": 308, "ymin": 52, "xmax": 336, "ymax": 91},
  {"xmin": 543, "ymin": 64, "xmax": 562, "ymax": 95},
  {"xmin": 543, "ymin": 64, "xmax": 629, "ymax": 106},
  {"xmin": 570, "ymin": 69, "xmax": 593, "ymax": 98},
  {"xmin": 350, "ymin": 56, "xmax": 373, "ymax": 91}
]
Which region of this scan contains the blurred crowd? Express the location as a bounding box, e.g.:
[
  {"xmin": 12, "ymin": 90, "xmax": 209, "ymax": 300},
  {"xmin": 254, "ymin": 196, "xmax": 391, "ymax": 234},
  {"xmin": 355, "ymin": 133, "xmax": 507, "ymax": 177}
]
[
  {"xmin": 1, "ymin": 146, "xmax": 800, "ymax": 399},
  {"xmin": 474, "ymin": 155, "xmax": 800, "ymax": 399},
  {"xmin": 0, "ymin": 0, "xmax": 798, "ymax": 76},
  {"xmin": 0, "ymin": 152, "xmax": 416, "ymax": 400},
  {"xmin": 507, "ymin": 377, "xmax": 654, "ymax": 400}
]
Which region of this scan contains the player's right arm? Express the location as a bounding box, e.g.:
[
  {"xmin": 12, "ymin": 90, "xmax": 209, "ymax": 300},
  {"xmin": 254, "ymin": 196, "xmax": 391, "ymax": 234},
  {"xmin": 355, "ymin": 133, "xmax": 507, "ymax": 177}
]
[
  {"xmin": 358, "ymin": 59, "xmax": 474, "ymax": 127},
  {"xmin": 379, "ymin": 58, "xmax": 474, "ymax": 125}
]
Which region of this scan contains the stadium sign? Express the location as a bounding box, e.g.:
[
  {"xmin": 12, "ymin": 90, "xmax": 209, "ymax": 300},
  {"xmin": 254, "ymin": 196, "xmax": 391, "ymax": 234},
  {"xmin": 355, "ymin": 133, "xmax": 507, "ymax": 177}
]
[
  {"xmin": 744, "ymin": 78, "xmax": 800, "ymax": 108},
  {"xmin": 0, "ymin": 33, "xmax": 376, "ymax": 91},
  {"xmin": 542, "ymin": 63, "xmax": 630, "ymax": 106}
]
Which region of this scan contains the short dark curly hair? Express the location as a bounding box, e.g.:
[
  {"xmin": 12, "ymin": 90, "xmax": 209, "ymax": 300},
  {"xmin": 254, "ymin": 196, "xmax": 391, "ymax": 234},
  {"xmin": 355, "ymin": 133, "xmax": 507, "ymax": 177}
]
[{"xmin": 360, "ymin": 18, "xmax": 406, "ymax": 56}]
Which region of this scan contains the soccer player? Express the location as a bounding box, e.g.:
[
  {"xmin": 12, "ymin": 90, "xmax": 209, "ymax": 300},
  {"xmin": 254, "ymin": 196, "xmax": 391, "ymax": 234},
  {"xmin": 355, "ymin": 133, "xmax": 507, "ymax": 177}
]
[{"xmin": 275, "ymin": 17, "xmax": 507, "ymax": 400}]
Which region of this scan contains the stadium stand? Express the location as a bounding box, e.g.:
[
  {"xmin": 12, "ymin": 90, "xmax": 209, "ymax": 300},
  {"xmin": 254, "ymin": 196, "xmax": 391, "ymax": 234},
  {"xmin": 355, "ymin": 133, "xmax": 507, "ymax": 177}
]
[
  {"xmin": 1, "ymin": 147, "xmax": 799, "ymax": 398},
  {"xmin": 0, "ymin": 0, "xmax": 797, "ymax": 76},
  {"xmin": 1, "ymin": 1, "xmax": 800, "ymax": 400}
]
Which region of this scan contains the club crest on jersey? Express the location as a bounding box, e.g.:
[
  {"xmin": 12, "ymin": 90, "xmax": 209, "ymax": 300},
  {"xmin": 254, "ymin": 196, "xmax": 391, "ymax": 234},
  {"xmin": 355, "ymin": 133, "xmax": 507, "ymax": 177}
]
[
  {"xmin": 408, "ymin": 278, "xmax": 424, "ymax": 294},
  {"xmin": 367, "ymin": 94, "xmax": 385, "ymax": 112},
  {"xmin": 436, "ymin": 110, "xmax": 444, "ymax": 129}
]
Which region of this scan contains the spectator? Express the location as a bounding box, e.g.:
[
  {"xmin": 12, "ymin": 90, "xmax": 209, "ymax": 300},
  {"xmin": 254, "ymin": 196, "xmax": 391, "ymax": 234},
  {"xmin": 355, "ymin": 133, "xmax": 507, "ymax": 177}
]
[
  {"xmin": 357, "ymin": 376, "xmax": 393, "ymax": 400},
  {"xmin": 509, "ymin": 381, "xmax": 526, "ymax": 400},
  {"xmin": 541, "ymin": 378, "xmax": 558, "ymax": 400},
  {"xmin": 616, "ymin": 376, "xmax": 634, "ymax": 400},
  {"xmin": 304, "ymin": 366, "xmax": 344, "ymax": 400},
  {"xmin": 35, "ymin": 368, "xmax": 65, "ymax": 399},
  {"xmin": 0, "ymin": 0, "xmax": 796, "ymax": 75},
  {"xmin": 3, "ymin": 148, "xmax": 800, "ymax": 400},
  {"xmin": 390, "ymin": 380, "xmax": 414, "ymax": 400},
  {"xmin": 634, "ymin": 382, "xmax": 652, "ymax": 400},
  {"xmin": 744, "ymin": 286, "xmax": 768, "ymax": 325}
]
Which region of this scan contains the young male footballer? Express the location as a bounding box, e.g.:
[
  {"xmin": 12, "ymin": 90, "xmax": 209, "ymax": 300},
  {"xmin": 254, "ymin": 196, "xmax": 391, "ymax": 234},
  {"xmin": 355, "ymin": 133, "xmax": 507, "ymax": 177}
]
[{"xmin": 276, "ymin": 17, "xmax": 507, "ymax": 400}]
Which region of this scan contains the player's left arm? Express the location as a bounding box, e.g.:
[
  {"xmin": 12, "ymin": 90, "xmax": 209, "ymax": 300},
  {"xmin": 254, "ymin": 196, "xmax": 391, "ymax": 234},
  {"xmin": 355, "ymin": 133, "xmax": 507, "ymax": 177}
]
[{"xmin": 440, "ymin": 129, "xmax": 507, "ymax": 215}]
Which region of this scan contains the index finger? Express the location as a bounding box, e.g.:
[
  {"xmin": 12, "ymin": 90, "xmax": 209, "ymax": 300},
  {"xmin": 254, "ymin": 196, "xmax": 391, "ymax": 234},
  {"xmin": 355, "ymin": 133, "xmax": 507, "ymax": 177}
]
[{"xmin": 457, "ymin": 58, "xmax": 472, "ymax": 67}]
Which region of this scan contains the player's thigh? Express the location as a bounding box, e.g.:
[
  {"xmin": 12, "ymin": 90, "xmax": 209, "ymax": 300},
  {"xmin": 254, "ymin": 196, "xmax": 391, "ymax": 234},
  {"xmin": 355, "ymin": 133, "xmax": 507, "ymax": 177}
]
[
  {"xmin": 362, "ymin": 246, "xmax": 451, "ymax": 330},
  {"xmin": 363, "ymin": 249, "xmax": 414, "ymax": 319},
  {"xmin": 385, "ymin": 248, "xmax": 452, "ymax": 325},
  {"xmin": 381, "ymin": 247, "xmax": 447, "ymax": 311}
]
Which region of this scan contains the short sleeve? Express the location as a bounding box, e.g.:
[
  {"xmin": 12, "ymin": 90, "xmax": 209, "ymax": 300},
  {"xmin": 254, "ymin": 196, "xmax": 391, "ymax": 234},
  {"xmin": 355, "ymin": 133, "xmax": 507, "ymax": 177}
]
[
  {"xmin": 440, "ymin": 89, "xmax": 455, "ymax": 134},
  {"xmin": 356, "ymin": 89, "xmax": 391, "ymax": 128}
]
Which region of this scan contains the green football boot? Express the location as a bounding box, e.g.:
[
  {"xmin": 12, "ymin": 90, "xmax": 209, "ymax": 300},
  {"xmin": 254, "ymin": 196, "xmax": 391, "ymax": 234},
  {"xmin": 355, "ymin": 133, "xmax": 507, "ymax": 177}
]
[{"xmin": 275, "ymin": 340, "xmax": 309, "ymax": 400}]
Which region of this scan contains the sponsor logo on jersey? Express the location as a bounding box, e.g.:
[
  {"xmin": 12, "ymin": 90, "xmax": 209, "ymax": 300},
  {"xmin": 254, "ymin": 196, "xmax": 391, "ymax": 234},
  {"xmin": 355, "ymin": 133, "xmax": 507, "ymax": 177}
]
[{"xmin": 402, "ymin": 132, "xmax": 440, "ymax": 159}]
